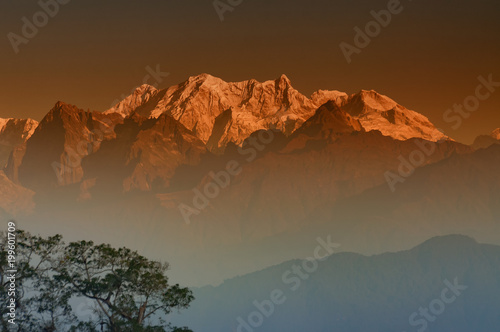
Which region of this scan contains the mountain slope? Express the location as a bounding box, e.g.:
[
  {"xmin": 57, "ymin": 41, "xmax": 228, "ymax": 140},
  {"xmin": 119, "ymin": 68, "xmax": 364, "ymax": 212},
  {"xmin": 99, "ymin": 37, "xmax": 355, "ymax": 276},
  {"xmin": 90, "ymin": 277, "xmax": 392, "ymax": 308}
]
[
  {"xmin": 81, "ymin": 112, "xmax": 207, "ymax": 195},
  {"xmin": 472, "ymin": 128, "xmax": 500, "ymax": 150},
  {"xmin": 307, "ymin": 143, "xmax": 500, "ymax": 254},
  {"xmin": 0, "ymin": 170, "xmax": 34, "ymax": 216},
  {"xmin": 0, "ymin": 118, "xmax": 38, "ymax": 168},
  {"xmin": 340, "ymin": 90, "xmax": 447, "ymax": 142},
  {"xmin": 163, "ymin": 127, "xmax": 470, "ymax": 245},
  {"xmin": 287, "ymin": 100, "xmax": 363, "ymax": 143},
  {"xmin": 15, "ymin": 102, "xmax": 121, "ymax": 190}
]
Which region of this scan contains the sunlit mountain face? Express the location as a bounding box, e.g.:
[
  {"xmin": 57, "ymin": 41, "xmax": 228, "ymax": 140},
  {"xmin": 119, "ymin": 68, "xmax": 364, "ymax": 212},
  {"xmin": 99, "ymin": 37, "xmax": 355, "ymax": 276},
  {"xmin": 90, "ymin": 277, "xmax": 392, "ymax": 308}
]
[
  {"xmin": 1, "ymin": 74, "xmax": 498, "ymax": 289},
  {"xmin": 1, "ymin": 1, "xmax": 499, "ymax": 331}
]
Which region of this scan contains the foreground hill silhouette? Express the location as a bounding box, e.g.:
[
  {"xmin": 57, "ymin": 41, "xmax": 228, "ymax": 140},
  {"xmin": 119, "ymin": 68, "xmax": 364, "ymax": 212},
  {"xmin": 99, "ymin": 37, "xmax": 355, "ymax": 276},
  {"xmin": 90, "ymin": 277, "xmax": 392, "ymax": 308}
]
[{"xmin": 170, "ymin": 235, "xmax": 500, "ymax": 331}]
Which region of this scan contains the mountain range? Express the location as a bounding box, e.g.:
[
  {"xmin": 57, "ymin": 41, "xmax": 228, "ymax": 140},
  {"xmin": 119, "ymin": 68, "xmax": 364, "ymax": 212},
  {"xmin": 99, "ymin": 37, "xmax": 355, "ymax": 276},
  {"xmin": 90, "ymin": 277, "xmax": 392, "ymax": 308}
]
[
  {"xmin": 1, "ymin": 74, "xmax": 499, "ymax": 286},
  {"xmin": 103, "ymin": 74, "xmax": 447, "ymax": 151},
  {"xmin": 169, "ymin": 235, "xmax": 500, "ymax": 332}
]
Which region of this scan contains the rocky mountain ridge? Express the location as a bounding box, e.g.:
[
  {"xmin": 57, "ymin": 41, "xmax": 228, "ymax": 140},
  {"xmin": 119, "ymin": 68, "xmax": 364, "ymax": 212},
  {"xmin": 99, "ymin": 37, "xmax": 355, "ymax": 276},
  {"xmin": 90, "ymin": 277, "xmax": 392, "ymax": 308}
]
[{"xmin": 104, "ymin": 74, "xmax": 448, "ymax": 151}]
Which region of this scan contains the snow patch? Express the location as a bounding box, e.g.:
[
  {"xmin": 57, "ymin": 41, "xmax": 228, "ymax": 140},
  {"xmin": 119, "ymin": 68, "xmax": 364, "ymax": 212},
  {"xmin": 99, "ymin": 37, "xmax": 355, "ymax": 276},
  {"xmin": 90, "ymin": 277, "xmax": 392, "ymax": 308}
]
[{"xmin": 0, "ymin": 118, "xmax": 12, "ymax": 134}]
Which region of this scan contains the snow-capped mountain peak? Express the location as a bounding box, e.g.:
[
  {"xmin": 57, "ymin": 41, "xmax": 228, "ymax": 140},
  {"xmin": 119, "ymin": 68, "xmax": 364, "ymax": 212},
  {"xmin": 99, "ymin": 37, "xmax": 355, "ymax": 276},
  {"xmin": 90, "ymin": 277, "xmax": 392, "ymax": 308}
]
[
  {"xmin": 103, "ymin": 74, "xmax": 447, "ymax": 150},
  {"xmin": 106, "ymin": 74, "xmax": 321, "ymax": 150},
  {"xmin": 340, "ymin": 90, "xmax": 447, "ymax": 142},
  {"xmin": 105, "ymin": 84, "xmax": 159, "ymax": 118},
  {"xmin": 23, "ymin": 119, "xmax": 38, "ymax": 139},
  {"xmin": 274, "ymin": 74, "xmax": 292, "ymax": 88},
  {"xmin": 357, "ymin": 89, "xmax": 397, "ymax": 112},
  {"xmin": 311, "ymin": 90, "xmax": 348, "ymax": 107}
]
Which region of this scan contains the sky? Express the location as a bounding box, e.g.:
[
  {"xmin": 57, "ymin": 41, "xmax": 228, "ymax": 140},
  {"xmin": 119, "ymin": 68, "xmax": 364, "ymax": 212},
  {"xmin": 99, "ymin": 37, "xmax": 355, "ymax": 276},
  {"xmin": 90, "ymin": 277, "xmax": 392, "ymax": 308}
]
[{"xmin": 1, "ymin": 0, "xmax": 499, "ymax": 144}]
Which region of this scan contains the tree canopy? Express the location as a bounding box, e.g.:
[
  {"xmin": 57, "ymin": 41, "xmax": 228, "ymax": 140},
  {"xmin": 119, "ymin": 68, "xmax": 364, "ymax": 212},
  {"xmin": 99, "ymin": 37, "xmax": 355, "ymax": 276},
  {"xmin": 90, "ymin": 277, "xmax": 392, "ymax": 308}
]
[{"xmin": 0, "ymin": 226, "xmax": 193, "ymax": 331}]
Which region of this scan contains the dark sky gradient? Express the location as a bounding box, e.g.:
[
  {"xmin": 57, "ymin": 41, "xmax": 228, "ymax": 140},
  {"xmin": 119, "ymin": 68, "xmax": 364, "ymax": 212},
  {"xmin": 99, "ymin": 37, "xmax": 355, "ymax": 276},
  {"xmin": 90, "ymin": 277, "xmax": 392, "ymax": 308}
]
[{"xmin": 1, "ymin": 0, "xmax": 499, "ymax": 143}]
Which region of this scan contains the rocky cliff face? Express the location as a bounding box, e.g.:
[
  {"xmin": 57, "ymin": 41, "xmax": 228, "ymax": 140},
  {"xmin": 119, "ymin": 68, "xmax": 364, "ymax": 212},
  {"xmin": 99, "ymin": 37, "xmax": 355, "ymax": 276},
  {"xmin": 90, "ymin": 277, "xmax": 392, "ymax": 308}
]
[
  {"xmin": 16, "ymin": 102, "xmax": 121, "ymax": 190},
  {"xmin": 81, "ymin": 112, "xmax": 206, "ymax": 195},
  {"xmin": 0, "ymin": 118, "xmax": 38, "ymax": 168}
]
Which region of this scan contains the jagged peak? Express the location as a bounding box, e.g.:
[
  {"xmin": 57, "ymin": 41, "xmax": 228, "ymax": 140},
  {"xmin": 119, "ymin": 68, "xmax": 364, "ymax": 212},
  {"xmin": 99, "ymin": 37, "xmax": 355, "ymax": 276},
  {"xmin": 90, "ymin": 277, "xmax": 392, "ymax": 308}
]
[
  {"xmin": 351, "ymin": 89, "xmax": 398, "ymax": 111},
  {"xmin": 358, "ymin": 89, "xmax": 378, "ymax": 94},
  {"xmin": 276, "ymin": 74, "xmax": 291, "ymax": 84},
  {"xmin": 182, "ymin": 73, "xmax": 294, "ymax": 93},
  {"xmin": 273, "ymin": 74, "xmax": 292, "ymax": 90},
  {"xmin": 133, "ymin": 83, "xmax": 158, "ymax": 94},
  {"xmin": 317, "ymin": 100, "xmax": 345, "ymax": 113},
  {"xmin": 296, "ymin": 100, "xmax": 363, "ymax": 136},
  {"xmin": 52, "ymin": 100, "xmax": 76, "ymax": 111},
  {"xmin": 356, "ymin": 89, "xmax": 393, "ymax": 101},
  {"xmin": 186, "ymin": 73, "xmax": 224, "ymax": 86},
  {"xmin": 105, "ymin": 84, "xmax": 161, "ymax": 117},
  {"xmin": 188, "ymin": 73, "xmax": 215, "ymax": 80},
  {"xmin": 44, "ymin": 102, "xmax": 89, "ymax": 121},
  {"xmin": 53, "ymin": 101, "xmax": 80, "ymax": 111}
]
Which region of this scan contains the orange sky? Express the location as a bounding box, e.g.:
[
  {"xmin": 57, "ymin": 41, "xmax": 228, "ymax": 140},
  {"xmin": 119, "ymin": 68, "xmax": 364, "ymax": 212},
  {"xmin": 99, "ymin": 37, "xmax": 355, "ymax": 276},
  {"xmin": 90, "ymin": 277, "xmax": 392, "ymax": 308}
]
[{"xmin": 1, "ymin": 0, "xmax": 499, "ymax": 143}]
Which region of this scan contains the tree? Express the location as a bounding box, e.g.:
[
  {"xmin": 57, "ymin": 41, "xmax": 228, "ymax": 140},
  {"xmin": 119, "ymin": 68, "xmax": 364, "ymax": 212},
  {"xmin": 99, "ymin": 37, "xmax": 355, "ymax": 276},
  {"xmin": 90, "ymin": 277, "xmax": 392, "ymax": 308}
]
[
  {"xmin": 0, "ymin": 226, "xmax": 194, "ymax": 331},
  {"xmin": 56, "ymin": 241, "xmax": 194, "ymax": 331},
  {"xmin": 0, "ymin": 227, "xmax": 76, "ymax": 331}
]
